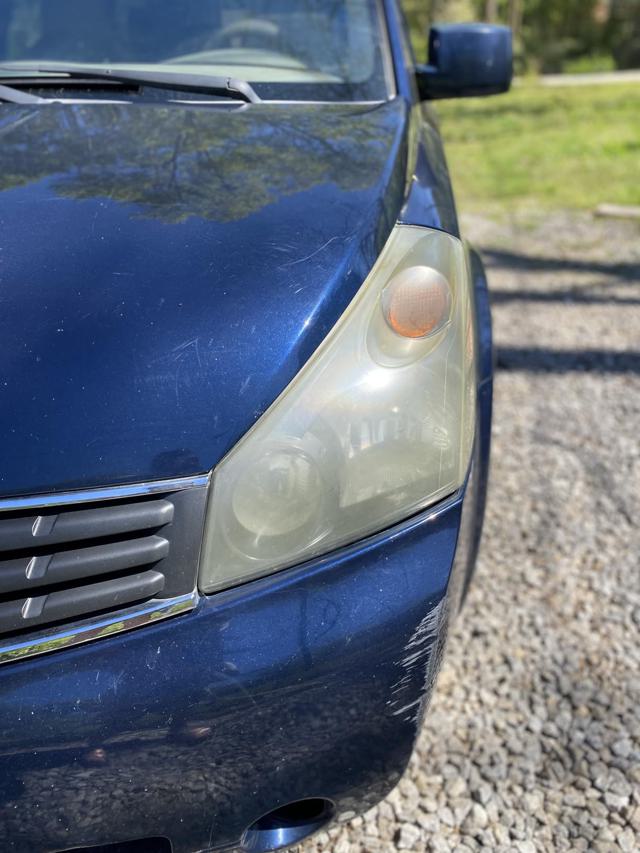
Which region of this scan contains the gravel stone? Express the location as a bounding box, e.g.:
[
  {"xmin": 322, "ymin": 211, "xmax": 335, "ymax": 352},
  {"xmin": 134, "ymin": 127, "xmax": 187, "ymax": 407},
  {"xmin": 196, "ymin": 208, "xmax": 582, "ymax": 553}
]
[
  {"xmin": 612, "ymin": 739, "xmax": 633, "ymax": 758},
  {"xmin": 466, "ymin": 803, "xmax": 489, "ymax": 831},
  {"xmin": 416, "ymin": 813, "xmax": 439, "ymax": 834},
  {"xmin": 295, "ymin": 212, "xmax": 640, "ymax": 853},
  {"xmin": 618, "ymin": 828, "xmax": 637, "ymax": 852},
  {"xmin": 394, "ymin": 824, "xmax": 422, "ymax": 849},
  {"xmin": 605, "ymin": 792, "xmax": 630, "ymax": 810},
  {"xmin": 451, "ymin": 797, "xmax": 473, "ymax": 824},
  {"xmin": 445, "ymin": 777, "xmax": 466, "ymax": 798}
]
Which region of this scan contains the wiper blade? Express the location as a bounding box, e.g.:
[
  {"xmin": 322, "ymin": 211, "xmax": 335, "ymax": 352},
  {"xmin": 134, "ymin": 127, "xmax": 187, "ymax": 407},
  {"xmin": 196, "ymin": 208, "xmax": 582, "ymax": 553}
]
[
  {"xmin": 0, "ymin": 64, "xmax": 261, "ymax": 103},
  {"xmin": 0, "ymin": 82, "xmax": 47, "ymax": 104}
]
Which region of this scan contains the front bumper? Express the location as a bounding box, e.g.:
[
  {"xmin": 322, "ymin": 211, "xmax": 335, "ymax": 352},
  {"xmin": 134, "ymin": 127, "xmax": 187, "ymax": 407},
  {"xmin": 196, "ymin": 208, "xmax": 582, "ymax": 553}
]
[{"xmin": 0, "ymin": 487, "xmax": 466, "ymax": 853}]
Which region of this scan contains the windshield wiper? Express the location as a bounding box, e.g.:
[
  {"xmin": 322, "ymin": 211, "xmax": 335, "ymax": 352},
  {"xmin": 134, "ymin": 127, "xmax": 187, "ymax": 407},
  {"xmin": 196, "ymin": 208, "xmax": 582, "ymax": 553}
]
[
  {"xmin": 0, "ymin": 82, "xmax": 47, "ymax": 104},
  {"xmin": 0, "ymin": 64, "xmax": 261, "ymax": 103}
]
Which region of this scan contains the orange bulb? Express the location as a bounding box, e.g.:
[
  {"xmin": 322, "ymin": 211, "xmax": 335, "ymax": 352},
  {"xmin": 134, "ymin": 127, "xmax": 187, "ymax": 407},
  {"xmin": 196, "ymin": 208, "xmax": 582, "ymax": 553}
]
[{"xmin": 382, "ymin": 266, "xmax": 451, "ymax": 339}]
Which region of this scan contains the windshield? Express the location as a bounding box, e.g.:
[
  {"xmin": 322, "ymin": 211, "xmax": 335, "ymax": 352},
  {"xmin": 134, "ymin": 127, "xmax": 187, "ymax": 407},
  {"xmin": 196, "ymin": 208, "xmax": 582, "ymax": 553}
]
[{"xmin": 0, "ymin": 0, "xmax": 392, "ymax": 101}]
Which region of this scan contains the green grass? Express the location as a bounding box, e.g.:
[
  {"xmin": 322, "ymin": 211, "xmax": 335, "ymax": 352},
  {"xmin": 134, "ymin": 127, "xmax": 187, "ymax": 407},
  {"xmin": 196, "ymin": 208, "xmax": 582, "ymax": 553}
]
[
  {"xmin": 435, "ymin": 81, "xmax": 640, "ymax": 215},
  {"xmin": 562, "ymin": 53, "xmax": 616, "ymax": 74}
]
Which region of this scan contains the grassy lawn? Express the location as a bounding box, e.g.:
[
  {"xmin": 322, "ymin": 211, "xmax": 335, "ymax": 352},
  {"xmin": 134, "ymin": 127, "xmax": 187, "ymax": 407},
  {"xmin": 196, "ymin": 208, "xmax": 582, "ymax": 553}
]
[{"xmin": 435, "ymin": 81, "xmax": 640, "ymax": 215}]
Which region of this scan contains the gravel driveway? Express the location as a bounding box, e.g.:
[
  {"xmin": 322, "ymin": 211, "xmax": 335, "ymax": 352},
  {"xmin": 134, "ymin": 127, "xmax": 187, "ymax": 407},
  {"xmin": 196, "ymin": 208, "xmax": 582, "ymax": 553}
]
[{"xmin": 297, "ymin": 212, "xmax": 640, "ymax": 853}]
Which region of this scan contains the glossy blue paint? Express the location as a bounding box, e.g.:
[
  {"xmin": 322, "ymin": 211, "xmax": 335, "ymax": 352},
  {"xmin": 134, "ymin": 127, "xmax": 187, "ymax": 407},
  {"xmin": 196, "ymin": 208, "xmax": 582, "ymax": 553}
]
[
  {"xmin": 382, "ymin": 0, "xmax": 417, "ymax": 102},
  {"xmin": 0, "ymin": 3, "xmax": 497, "ymax": 851},
  {"xmin": 383, "ymin": 2, "xmax": 460, "ymax": 234},
  {"xmin": 417, "ymin": 24, "xmax": 513, "ymax": 100},
  {"xmin": 463, "ymin": 250, "xmax": 494, "ymax": 599},
  {"xmin": 0, "ymin": 494, "xmax": 463, "ymax": 853},
  {"xmin": 399, "ymin": 104, "xmax": 460, "ymax": 236},
  {"xmin": 1, "ymin": 100, "xmax": 415, "ymax": 498},
  {"xmin": 0, "ymin": 3, "xmax": 474, "ymax": 501}
]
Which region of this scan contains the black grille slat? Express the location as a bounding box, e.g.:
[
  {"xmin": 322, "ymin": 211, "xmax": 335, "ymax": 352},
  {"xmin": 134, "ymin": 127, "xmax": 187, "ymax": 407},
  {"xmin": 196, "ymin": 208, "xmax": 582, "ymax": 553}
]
[
  {"xmin": 0, "ymin": 499, "xmax": 174, "ymax": 552},
  {"xmin": 0, "ymin": 570, "xmax": 165, "ymax": 633},
  {"xmin": 0, "ymin": 535, "xmax": 169, "ymax": 595},
  {"xmin": 0, "ymin": 485, "xmax": 207, "ymax": 654}
]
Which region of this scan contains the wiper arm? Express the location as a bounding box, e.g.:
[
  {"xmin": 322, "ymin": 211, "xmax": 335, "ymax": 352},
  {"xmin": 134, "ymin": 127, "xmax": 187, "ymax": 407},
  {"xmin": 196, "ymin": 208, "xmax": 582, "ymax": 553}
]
[
  {"xmin": 0, "ymin": 64, "xmax": 260, "ymax": 103},
  {"xmin": 0, "ymin": 82, "xmax": 47, "ymax": 104}
]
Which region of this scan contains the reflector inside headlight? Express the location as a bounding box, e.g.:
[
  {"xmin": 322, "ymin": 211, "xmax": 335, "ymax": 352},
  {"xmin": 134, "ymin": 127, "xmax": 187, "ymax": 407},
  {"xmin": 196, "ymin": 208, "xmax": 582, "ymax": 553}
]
[{"xmin": 199, "ymin": 225, "xmax": 476, "ymax": 593}]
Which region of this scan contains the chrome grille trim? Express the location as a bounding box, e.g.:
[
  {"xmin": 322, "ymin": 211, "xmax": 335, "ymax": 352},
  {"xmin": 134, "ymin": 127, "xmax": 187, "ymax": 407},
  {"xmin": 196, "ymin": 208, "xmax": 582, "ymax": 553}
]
[
  {"xmin": 0, "ymin": 474, "xmax": 210, "ymax": 513},
  {"xmin": 0, "ymin": 591, "xmax": 198, "ymax": 665},
  {"xmin": 0, "ymin": 475, "xmax": 209, "ymax": 664}
]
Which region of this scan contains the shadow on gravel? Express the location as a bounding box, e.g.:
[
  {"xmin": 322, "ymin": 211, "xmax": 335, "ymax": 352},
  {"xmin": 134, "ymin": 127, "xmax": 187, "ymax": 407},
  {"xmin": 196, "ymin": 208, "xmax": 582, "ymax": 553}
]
[
  {"xmin": 491, "ymin": 289, "xmax": 640, "ymax": 307},
  {"xmin": 482, "ymin": 248, "xmax": 640, "ymax": 283},
  {"xmin": 482, "ymin": 244, "xmax": 640, "ymax": 373},
  {"xmin": 497, "ymin": 347, "xmax": 640, "ymax": 373}
]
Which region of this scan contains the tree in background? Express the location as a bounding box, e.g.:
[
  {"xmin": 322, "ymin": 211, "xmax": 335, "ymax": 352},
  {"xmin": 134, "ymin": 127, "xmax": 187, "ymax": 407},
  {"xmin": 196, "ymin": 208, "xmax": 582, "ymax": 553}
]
[
  {"xmin": 515, "ymin": 0, "xmax": 603, "ymax": 72},
  {"xmin": 608, "ymin": 0, "xmax": 640, "ymax": 68},
  {"xmin": 402, "ymin": 0, "xmax": 475, "ymax": 58}
]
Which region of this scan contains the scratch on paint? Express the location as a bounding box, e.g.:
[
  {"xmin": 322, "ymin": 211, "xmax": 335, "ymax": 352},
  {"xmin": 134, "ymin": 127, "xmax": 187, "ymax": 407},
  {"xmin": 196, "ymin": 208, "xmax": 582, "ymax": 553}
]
[
  {"xmin": 278, "ymin": 236, "xmax": 343, "ymax": 269},
  {"xmin": 171, "ymin": 338, "xmax": 203, "ymax": 369},
  {"xmin": 111, "ymin": 669, "xmax": 126, "ymax": 696},
  {"xmin": 388, "ymin": 598, "xmax": 448, "ymax": 723}
]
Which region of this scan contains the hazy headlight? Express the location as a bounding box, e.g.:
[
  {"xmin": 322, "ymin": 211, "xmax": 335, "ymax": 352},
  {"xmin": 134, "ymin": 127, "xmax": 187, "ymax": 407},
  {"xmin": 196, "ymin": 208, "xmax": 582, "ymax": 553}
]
[{"xmin": 199, "ymin": 225, "xmax": 476, "ymax": 593}]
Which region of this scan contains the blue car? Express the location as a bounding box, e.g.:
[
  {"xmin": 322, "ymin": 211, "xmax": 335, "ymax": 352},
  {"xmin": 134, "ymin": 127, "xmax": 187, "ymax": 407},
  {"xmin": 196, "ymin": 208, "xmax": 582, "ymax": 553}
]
[{"xmin": 0, "ymin": 3, "xmax": 511, "ymax": 851}]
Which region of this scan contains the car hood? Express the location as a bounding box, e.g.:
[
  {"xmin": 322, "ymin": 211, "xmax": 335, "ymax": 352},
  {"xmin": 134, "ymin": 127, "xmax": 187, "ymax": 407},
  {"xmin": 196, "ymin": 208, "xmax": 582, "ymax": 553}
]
[{"xmin": 0, "ymin": 99, "xmax": 411, "ymax": 497}]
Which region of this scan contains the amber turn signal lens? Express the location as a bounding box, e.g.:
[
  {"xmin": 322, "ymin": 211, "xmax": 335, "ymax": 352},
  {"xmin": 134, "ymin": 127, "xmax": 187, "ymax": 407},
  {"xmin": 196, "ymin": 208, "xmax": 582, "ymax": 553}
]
[{"xmin": 381, "ymin": 266, "xmax": 451, "ymax": 339}]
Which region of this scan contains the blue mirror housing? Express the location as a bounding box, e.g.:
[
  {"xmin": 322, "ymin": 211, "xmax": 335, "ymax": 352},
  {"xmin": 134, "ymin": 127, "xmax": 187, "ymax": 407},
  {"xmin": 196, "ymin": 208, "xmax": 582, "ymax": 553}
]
[{"xmin": 416, "ymin": 23, "xmax": 513, "ymax": 100}]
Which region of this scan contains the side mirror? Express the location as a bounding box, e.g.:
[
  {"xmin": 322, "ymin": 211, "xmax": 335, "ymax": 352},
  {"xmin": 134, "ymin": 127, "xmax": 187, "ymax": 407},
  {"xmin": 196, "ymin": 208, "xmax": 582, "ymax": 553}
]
[{"xmin": 416, "ymin": 23, "xmax": 513, "ymax": 100}]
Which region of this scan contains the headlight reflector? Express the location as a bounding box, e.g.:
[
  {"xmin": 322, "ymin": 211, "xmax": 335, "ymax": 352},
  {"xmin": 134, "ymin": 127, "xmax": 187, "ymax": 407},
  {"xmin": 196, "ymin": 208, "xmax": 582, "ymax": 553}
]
[{"xmin": 199, "ymin": 225, "xmax": 476, "ymax": 593}]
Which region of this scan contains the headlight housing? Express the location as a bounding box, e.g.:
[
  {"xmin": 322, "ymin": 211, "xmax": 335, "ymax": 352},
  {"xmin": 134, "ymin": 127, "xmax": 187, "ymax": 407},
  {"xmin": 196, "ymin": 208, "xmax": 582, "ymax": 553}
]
[{"xmin": 199, "ymin": 225, "xmax": 476, "ymax": 593}]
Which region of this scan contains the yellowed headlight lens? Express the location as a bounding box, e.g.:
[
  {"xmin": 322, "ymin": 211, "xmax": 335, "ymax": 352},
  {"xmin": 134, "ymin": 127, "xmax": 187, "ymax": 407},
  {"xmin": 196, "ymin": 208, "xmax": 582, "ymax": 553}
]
[{"xmin": 199, "ymin": 226, "xmax": 476, "ymax": 594}]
